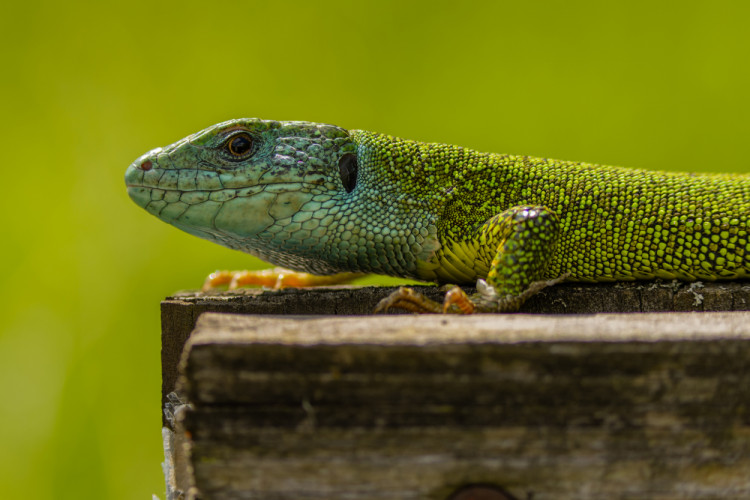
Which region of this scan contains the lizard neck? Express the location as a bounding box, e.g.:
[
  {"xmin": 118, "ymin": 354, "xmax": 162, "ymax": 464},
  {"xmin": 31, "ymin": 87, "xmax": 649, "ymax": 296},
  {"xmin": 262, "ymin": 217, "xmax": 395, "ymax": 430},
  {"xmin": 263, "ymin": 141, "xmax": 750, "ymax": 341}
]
[{"xmin": 220, "ymin": 132, "xmax": 448, "ymax": 278}]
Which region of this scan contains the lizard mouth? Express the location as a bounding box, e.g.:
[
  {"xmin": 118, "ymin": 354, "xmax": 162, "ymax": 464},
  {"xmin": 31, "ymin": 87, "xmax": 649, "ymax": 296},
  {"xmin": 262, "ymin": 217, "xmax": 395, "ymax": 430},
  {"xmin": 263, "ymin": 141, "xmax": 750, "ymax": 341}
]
[
  {"xmin": 127, "ymin": 182, "xmax": 325, "ymax": 216},
  {"xmin": 126, "ymin": 181, "xmax": 319, "ymax": 194}
]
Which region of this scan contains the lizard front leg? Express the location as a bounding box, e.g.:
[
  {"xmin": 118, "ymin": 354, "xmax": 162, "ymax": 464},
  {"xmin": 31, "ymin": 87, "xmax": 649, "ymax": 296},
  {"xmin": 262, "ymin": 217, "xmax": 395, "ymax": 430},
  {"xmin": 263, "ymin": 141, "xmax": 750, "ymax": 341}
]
[
  {"xmin": 471, "ymin": 205, "xmax": 564, "ymax": 311},
  {"xmin": 376, "ymin": 206, "xmax": 565, "ymax": 313}
]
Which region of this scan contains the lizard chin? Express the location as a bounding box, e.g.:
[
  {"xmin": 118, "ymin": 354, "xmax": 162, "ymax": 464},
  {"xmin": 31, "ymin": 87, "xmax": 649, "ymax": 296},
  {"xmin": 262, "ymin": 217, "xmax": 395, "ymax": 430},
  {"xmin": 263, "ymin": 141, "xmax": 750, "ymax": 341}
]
[{"xmin": 126, "ymin": 185, "xmax": 151, "ymax": 209}]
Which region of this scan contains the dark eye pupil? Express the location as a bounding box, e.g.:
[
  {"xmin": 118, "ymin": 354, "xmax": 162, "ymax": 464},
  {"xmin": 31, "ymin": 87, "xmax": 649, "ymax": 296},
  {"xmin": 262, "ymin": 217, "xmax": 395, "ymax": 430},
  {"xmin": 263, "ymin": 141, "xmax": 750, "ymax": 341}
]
[{"xmin": 228, "ymin": 134, "xmax": 253, "ymax": 156}]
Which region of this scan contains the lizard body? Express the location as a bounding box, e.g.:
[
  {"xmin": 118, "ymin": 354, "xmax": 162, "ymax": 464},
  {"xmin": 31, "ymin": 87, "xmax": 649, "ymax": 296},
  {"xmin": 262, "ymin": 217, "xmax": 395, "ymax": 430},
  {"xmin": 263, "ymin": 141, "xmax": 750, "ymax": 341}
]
[{"xmin": 125, "ymin": 118, "xmax": 750, "ymax": 312}]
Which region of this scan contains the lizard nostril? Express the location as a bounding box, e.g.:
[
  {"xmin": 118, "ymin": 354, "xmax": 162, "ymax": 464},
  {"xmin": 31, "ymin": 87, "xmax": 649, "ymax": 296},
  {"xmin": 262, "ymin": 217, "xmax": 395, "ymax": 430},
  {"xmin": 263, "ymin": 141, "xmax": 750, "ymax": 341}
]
[{"xmin": 140, "ymin": 160, "xmax": 153, "ymax": 171}]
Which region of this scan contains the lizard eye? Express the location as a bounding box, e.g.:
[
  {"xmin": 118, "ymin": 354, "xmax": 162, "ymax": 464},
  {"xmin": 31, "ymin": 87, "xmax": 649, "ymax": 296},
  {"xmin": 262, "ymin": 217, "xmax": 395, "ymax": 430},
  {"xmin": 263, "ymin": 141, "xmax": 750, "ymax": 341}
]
[
  {"xmin": 224, "ymin": 132, "xmax": 255, "ymax": 160},
  {"xmin": 338, "ymin": 153, "xmax": 358, "ymax": 193}
]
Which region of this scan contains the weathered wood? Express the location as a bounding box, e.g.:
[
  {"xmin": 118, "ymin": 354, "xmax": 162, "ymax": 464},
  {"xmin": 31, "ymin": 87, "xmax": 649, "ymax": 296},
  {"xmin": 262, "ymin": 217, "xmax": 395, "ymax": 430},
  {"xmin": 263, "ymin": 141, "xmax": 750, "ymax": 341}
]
[
  {"xmin": 161, "ymin": 281, "xmax": 750, "ymax": 421},
  {"xmin": 176, "ymin": 312, "xmax": 750, "ymax": 500}
]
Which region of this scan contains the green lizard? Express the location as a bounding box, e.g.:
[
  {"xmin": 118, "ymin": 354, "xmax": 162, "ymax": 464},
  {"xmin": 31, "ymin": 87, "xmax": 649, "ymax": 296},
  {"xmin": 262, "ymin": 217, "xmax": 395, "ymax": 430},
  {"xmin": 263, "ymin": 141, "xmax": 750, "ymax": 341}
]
[{"xmin": 125, "ymin": 118, "xmax": 750, "ymax": 313}]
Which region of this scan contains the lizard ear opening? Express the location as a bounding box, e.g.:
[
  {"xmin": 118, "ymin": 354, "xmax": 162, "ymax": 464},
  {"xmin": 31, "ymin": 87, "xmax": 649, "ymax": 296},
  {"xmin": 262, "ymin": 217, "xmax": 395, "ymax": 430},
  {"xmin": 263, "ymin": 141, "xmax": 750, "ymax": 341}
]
[{"xmin": 338, "ymin": 153, "xmax": 358, "ymax": 193}]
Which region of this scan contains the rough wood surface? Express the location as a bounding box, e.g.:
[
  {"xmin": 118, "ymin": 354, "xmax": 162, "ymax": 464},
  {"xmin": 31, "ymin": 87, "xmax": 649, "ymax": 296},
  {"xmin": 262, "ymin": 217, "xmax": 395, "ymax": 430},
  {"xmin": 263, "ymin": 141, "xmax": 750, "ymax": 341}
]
[
  {"xmin": 177, "ymin": 312, "xmax": 750, "ymax": 500},
  {"xmin": 161, "ymin": 281, "xmax": 750, "ymax": 421}
]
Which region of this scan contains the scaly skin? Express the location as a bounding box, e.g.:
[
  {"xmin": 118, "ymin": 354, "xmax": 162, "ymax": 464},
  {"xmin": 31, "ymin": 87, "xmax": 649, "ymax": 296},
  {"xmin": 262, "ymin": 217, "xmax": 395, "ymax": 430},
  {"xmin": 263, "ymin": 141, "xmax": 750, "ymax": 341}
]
[{"xmin": 125, "ymin": 118, "xmax": 750, "ymax": 312}]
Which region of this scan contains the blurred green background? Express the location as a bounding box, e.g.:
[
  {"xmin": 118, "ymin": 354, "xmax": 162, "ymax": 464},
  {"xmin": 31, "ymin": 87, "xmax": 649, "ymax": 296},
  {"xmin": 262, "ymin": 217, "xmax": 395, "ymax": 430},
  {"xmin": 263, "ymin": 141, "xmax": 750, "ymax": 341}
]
[{"xmin": 1, "ymin": 0, "xmax": 749, "ymax": 498}]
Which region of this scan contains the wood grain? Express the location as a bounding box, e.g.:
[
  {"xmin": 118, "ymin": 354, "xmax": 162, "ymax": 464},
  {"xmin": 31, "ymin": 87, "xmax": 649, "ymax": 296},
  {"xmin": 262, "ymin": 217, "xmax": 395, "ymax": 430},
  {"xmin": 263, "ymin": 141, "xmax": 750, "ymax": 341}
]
[{"xmin": 176, "ymin": 312, "xmax": 750, "ymax": 500}]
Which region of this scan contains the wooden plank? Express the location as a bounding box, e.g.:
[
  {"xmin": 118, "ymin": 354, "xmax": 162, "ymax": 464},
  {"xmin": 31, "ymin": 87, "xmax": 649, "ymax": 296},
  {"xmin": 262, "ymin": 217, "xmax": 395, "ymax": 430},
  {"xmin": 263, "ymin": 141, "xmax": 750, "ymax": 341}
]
[
  {"xmin": 177, "ymin": 312, "xmax": 750, "ymax": 500},
  {"xmin": 161, "ymin": 281, "xmax": 750, "ymax": 422}
]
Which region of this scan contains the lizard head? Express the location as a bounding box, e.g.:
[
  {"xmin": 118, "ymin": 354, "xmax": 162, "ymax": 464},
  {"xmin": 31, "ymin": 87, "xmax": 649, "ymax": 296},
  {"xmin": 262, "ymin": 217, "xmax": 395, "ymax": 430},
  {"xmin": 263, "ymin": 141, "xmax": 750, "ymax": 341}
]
[
  {"xmin": 125, "ymin": 118, "xmax": 358, "ymax": 264},
  {"xmin": 126, "ymin": 118, "xmax": 441, "ymax": 277}
]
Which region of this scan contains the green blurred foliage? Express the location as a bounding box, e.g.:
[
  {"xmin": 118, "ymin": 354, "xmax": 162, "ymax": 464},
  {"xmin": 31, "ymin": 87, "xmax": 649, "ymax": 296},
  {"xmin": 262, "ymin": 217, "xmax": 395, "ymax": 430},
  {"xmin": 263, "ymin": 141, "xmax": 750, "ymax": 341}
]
[{"xmin": 1, "ymin": 0, "xmax": 749, "ymax": 498}]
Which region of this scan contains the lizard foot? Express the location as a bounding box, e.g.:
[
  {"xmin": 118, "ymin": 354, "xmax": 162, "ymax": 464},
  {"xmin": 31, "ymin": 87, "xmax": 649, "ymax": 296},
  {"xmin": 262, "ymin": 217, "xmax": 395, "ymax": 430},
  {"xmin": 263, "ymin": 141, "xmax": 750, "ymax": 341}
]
[
  {"xmin": 375, "ymin": 286, "xmax": 474, "ymax": 314},
  {"xmin": 375, "ymin": 274, "xmax": 569, "ymax": 314},
  {"xmin": 442, "ymin": 286, "xmax": 476, "ymax": 314},
  {"xmin": 202, "ymin": 268, "xmax": 363, "ymax": 291},
  {"xmin": 374, "ymin": 287, "xmax": 445, "ymax": 314},
  {"xmin": 474, "ymin": 273, "xmax": 570, "ymax": 312}
]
